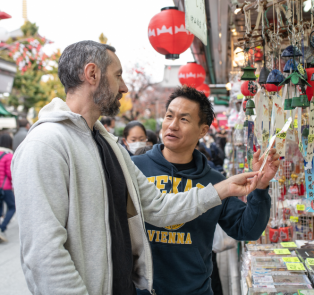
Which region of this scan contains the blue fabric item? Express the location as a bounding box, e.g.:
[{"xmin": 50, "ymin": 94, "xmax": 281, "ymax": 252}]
[
  {"xmin": 133, "ymin": 144, "xmax": 271, "ymax": 295},
  {"xmin": 0, "ymin": 190, "xmax": 15, "ymax": 232},
  {"xmin": 266, "ymin": 69, "xmax": 285, "ymax": 86},
  {"xmin": 281, "ymin": 45, "xmax": 303, "ymax": 57},
  {"xmin": 283, "ymin": 59, "xmax": 299, "ymax": 73}
]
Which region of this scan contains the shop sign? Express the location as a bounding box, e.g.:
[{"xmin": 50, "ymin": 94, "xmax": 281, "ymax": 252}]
[{"xmin": 184, "ymin": 0, "xmax": 207, "ymax": 45}]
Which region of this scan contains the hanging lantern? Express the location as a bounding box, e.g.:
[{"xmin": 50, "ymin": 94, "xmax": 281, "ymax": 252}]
[
  {"xmin": 178, "ymin": 62, "xmax": 206, "ymax": 87},
  {"xmin": 241, "ymin": 66, "xmax": 257, "ymax": 81},
  {"xmin": 196, "ymin": 83, "xmax": 211, "ymax": 97},
  {"xmin": 254, "ymin": 48, "xmax": 263, "ymax": 62},
  {"xmin": 245, "ymin": 99, "xmax": 255, "ymax": 115},
  {"xmin": 291, "ymin": 94, "xmax": 310, "ymax": 108},
  {"xmin": 265, "ymin": 84, "xmax": 283, "ymax": 93},
  {"xmin": 148, "ymin": 7, "xmax": 194, "ymax": 60},
  {"xmin": 241, "ymin": 81, "xmax": 257, "ymax": 98},
  {"xmin": 281, "ymin": 45, "xmax": 303, "ymax": 58},
  {"xmin": 266, "ymin": 69, "xmax": 285, "ymax": 86},
  {"xmin": 258, "ymin": 67, "xmax": 270, "ymax": 86},
  {"xmin": 283, "ymin": 59, "xmax": 299, "ymax": 73}
]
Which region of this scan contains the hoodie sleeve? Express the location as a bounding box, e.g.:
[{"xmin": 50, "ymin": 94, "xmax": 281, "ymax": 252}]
[
  {"xmin": 131, "ymin": 159, "xmax": 222, "ymax": 227},
  {"xmin": 12, "ymin": 140, "xmax": 88, "ymax": 295},
  {"xmin": 218, "ymin": 188, "xmax": 271, "ymax": 241}
]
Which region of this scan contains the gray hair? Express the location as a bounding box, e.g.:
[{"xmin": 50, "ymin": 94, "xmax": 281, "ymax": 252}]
[{"xmin": 58, "ymin": 40, "xmax": 116, "ymax": 93}]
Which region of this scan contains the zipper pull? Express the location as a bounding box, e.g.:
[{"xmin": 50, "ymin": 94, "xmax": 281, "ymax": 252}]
[{"xmin": 152, "ymin": 289, "xmax": 157, "ymax": 295}]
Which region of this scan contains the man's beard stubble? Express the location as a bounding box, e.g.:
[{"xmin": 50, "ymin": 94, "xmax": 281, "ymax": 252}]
[{"xmin": 93, "ymin": 76, "xmax": 122, "ymax": 116}]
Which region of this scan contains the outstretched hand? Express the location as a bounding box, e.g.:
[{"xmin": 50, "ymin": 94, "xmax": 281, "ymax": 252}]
[
  {"xmin": 252, "ymin": 147, "xmax": 280, "ymax": 189},
  {"xmin": 214, "ymin": 171, "xmax": 264, "ymax": 200}
]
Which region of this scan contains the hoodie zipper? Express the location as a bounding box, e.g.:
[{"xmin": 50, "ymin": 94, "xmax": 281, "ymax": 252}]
[{"xmin": 81, "ymin": 117, "xmax": 113, "ymax": 295}]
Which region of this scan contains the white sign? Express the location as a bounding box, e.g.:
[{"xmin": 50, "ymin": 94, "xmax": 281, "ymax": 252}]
[{"xmin": 184, "ymin": 0, "xmax": 207, "ymax": 45}]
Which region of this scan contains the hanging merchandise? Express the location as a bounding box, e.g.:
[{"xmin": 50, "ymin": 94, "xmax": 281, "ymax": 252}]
[
  {"xmin": 196, "ymin": 83, "xmax": 211, "ymax": 97},
  {"xmin": 178, "ymin": 62, "xmax": 206, "ymax": 87},
  {"xmin": 147, "ymin": 7, "xmax": 194, "ymax": 59}
]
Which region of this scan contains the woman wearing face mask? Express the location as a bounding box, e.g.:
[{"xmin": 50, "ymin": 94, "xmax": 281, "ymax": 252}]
[{"xmin": 122, "ymin": 121, "xmax": 147, "ymax": 156}]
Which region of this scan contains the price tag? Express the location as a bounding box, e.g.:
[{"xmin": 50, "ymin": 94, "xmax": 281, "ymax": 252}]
[
  {"xmin": 297, "ymin": 204, "xmax": 305, "ymax": 211},
  {"xmin": 276, "ymin": 128, "xmax": 287, "ymax": 139},
  {"xmin": 282, "ymin": 257, "xmax": 300, "ymax": 262},
  {"xmin": 235, "ymin": 124, "xmax": 243, "ymax": 130},
  {"xmin": 290, "ymin": 216, "xmax": 299, "ymax": 222},
  {"xmin": 307, "ymin": 258, "xmax": 314, "ymax": 265},
  {"xmin": 309, "ymin": 134, "xmax": 314, "ymax": 144},
  {"xmin": 281, "ymin": 242, "xmax": 297, "ymax": 248},
  {"xmin": 274, "ymin": 249, "xmax": 291, "ymax": 255},
  {"xmin": 239, "ymin": 163, "xmax": 244, "ymax": 168},
  {"xmin": 294, "ymin": 119, "xmax": 298, "ymax": 129},
  {"xmin": 286, "ymin": 262, "xmax": 305, "ymax": 271}
]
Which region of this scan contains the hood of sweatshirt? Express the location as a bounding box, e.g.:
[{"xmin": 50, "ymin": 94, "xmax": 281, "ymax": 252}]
[
  {"xmin": 144, "ymin": 144, "xmax": 211, "ymax": 180},
  {"xmin": 29, "ymin": 97, "xmax": 118, "ymax": 142}
]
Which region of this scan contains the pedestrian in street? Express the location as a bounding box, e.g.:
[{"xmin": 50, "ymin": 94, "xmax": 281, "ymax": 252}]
[
  {"xmin": 12, "ymin": 40, "xmax": 262, "ymax": 295},
  {"xmin": 100, "ymin": 116, "xmax": 115, "ymax": 134},
  {"xmin": 0, "ymin": 132, "xmax": 15, "ymax": 243},
  {"xmin": 13, "ymin": 118, "xmax": 30, "ymax": 152},
  {"xmin": 146, "ymin": 130, "xmax": 158, "ymax": 146},
  {"xmin": 122, "ymin": 121, "xmax": 147, "ymax": 156},
  {"xmin": 132, "ymin": 86, "xmax": 279, "ymax": 295}
]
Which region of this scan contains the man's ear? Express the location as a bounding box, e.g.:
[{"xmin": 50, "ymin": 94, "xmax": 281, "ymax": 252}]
[
  {"xmin": 84, "ymin": 63, "xmax": 99, "ymax": 86},
  {"xmin": 199, "ymin": 125, "xmax": 210, "ymax": 139}
]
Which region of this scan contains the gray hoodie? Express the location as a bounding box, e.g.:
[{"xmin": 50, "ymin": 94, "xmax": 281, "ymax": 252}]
[{"xmin": 12, "ymin": 98, "xmax": 222, "ymax": 295}]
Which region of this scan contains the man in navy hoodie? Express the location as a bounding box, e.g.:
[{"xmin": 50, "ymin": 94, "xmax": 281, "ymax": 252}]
[{"xmin": 133, "ymin": 86, "xmax": 279, "ymax": 295}]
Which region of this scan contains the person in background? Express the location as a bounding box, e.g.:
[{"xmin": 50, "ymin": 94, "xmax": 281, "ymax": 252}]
[
  {"xmin": 216, "ymin": 126, "xmax": 227, "ymax": 154},
  {"xmin": 13, "ymin": 118, "xmax": 30, "ymax": 152},
  {"xmin": 100, "ymin": 116, "xmax": 115, "ymax": 134},
  {"xmin": 146, "ymin": 130, "xmax": 158, "ymax": 146},
  {"xmin": 122, "ymin": 121, "xmax": 147, "ymax": 156},
  {"xmin": 0, "ymin": 132, "xmax": 15, "ymax": 242}
]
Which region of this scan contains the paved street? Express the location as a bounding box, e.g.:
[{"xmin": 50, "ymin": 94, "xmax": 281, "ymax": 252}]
[{"xmin": 0, "ymin": 218, "xmax": 31, "ymax": 295}]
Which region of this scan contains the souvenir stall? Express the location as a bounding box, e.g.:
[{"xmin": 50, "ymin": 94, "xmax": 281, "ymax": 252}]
[{"xmin": 223, "ymin": 0, "xmax": 314, "ymax": 294}]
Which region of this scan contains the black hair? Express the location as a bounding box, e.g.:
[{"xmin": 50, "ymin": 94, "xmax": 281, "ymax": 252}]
[
  {"xmin": 134, "ymin": 145, "xmax": 153, "ymax": 155},
  {"xmin": 123, "ymin": 121, "xmax": 147, "ymax": 139},
  {"xmin": 0, "ymin": 132, "xmax": 12, "ymax": 150},
  {"xmin": 18, "ymin": 118, "xmax": 29, "ymax": 128},
  {"xmin": 58, "ymin": 40, "xmax": 116, "ymax": 93},
  {"xmin": 146, "ymin": 130, "xmax": 158, "ymax": 145},
  {"xmin": 166, "ymin": 85, "xmax": 215, "ymax": 126},
  {"xmin": 100, "ymin": 117, "xmax": 113, "ymax": 126}
]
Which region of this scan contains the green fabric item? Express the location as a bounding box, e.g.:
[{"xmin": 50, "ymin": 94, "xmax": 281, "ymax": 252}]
[{"xmin": 0, "ymin": 102, "xmax": 15, "ymax": 117}]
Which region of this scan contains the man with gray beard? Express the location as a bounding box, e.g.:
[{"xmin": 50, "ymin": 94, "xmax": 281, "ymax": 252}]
[{"xmin": 11, "ymin": 40, "xmax": 262, "ymax": 295}]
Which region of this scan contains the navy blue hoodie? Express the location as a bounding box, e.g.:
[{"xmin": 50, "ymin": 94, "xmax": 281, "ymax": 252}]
[{"xmin": 132, "ymin": 144, "xmax": 270, "ymax": 295}]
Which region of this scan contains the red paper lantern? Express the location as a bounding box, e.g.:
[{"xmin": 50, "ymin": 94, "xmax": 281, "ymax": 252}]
[
  {"xmin": 265, "ymin": 83, "xmax": 282, "ymax": 93},
  {"xmin": 254, "ymin": 48, "xmax": 263, "ymax": 62},
  {"xmin": 0, "ymin": 12, "xmax": 11, "ymax": 20},
  {"xmin": 178, "ymin": 62, "xmax": 206, "ymax": 87},
  {"xmin": 196, "ymin": 83, "xmax": 211, "ymax": 97},
  {"xmin": 148, "ymin": 7, "xmax": 194, "ymax": 60},
  {"xmin": 241, "ymin": 81, "xmax": 257, "ymax": 97},
  {"xmin": 306, "ymin": 67, "xmax": 314, "ymax": 101}
]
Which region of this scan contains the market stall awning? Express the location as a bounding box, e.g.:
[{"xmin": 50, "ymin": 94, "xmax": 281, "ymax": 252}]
[{"xmin": 0, "ymin": 102, "xmax": 15, "ymax": 117}]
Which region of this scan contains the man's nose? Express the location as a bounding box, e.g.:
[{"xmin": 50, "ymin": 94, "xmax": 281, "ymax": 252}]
[
  {"xmin": 120, "ymin": 79, "xmax": 128, "ymax": 93},
  {"xmin": 169, "ymin": 118, "xmax": 179, "ymax": 130}
]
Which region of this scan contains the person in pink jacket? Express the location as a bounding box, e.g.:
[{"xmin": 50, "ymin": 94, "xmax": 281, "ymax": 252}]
[{"xmin": 0, "ymin": 132, "xmax": 15, "ymax": 242}]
